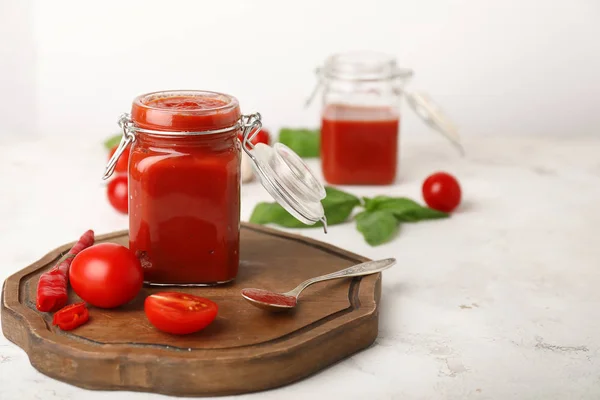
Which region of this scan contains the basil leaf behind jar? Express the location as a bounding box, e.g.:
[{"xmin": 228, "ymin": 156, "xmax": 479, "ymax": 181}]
[
  {"xmin": 278, "ymin": 128, "xmax": 320, "ymax": 158},
  {"xmin": 249, "ymin": 186, "xmax": 360, "ymax": 228}
]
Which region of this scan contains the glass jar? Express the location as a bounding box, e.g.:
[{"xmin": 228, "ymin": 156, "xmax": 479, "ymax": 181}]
[
  {"xmin": 310, "ymin": 51, "xmax": 462, "ymax": 186},
  {"xmin": 104, "ymin": 90, "xmax": 327, "ymax": 286}
]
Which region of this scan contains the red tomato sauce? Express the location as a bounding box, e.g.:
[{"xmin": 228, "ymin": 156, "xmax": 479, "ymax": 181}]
[
  {"xmin": 321, "ymin": 104, "xmax": 399, "ymax": 185},
  {"xmin": 129, "ymin": 91, "xmax": 241, "ymax": 285},
  {"xmin": 241, "ymin": 289, "xmax": 297, "ymax": 307}
]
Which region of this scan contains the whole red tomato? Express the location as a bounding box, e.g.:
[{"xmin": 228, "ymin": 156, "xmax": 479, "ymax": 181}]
[
  {"xmin": 70, "ymin": 243, "xmax": 143, "ymax": 308},
  {"xmin": 108, "ymin": 144, "xmax": 131, "ymax": 174},
  {"xmin": 422, "ymin": 172, "xmax": 462, "ymax": 212},
  {"xmin": 145, "ymin": 292, "xmax": 218, "ymax": 335},
  {"xmin": 107, "ymin": 174, "xmax": 128, "ymax": 214},
  {"xmin": 238, "ymin": 128, "xmax": 270, "ymax": 150}
]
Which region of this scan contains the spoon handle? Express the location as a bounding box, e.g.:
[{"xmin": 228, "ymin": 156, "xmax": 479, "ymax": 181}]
[{"xmin": 286, "ymin": 258, "xmax": 396, "ymax": 297}]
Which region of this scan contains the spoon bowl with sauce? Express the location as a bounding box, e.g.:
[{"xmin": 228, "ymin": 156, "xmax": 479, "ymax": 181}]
[{"xmin": 241, "ymin": 258, "xmax": 395, "ymax": 312}]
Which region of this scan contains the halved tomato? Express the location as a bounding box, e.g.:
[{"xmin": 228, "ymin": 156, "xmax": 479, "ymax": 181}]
[{"xmin": 144, "ymin": 292, "xmax": 218, "ymax": 335}]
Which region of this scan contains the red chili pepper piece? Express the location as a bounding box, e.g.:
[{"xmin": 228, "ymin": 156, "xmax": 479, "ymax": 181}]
[
  {"xmin": 52, "ymin": 302, "xmax": 89, "ymax": 331},
  {"xmin": 36, "ymin": 230, "xmax": 95, "ymax": 312}
]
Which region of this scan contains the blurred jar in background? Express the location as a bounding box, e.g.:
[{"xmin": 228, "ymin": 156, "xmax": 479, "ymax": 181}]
[
  {"xmin": 316, "ymin": 51, "xmax": 411, "ymax": 185},
  {"xmin": 308, "ymin": 51, "xmax": 461, "ymax": 186}
]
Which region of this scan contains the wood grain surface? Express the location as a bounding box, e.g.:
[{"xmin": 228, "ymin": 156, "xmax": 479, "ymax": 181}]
[{"xmin": 2, "ymin": 223, "xmax": 382, "ymax": 396}]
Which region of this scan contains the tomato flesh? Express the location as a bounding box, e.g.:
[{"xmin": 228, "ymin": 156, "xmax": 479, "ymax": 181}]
[
  {"xmin": 107, "ymin": 174, "xmax": 128, "ymax": 214},
  {"xmin": 52, "ymin": 302, "xmax": 89, "ymax": 331},
  {"xmin": 144, "ymin": 292, "xmax": 218, "ymax": 335},
  {"xmin": 422, "ymin": 172, "xmax": 462, "ymax": 212},
  {"xmin": 70, "ymin": 243, "xmax": 143, "ymax": 308}
]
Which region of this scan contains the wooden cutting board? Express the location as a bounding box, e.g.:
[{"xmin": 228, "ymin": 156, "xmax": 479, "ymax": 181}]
[{"xmin": 1, "ymin": 223, "xmax": 381, "ymax": 396}]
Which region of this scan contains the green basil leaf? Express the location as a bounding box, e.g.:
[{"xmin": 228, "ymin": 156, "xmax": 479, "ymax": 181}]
[
  {"xmin": 278, "ymin": 128, "xmax": 320, "ymax": 158},
  {"xmin": 249, "ymin": 202, "xmax": 305, "ymax": 228},
  {"xmin": 363, "ymin": 196, "xmax": 449, "ymax": 222},
  {"xmin": 104, "ymin": 134, "xmax": 122, "ymax": 150},
  {"xmin": 355, "ymin": 210, "xmax": 400, "ymax": 246},
  {"xmin": 249, "ymin": 186, "xmax": 360, "ymax": 228},
  {"xmin": 322, "ymin": 186, "xmax": 361, "ymax": 225}
]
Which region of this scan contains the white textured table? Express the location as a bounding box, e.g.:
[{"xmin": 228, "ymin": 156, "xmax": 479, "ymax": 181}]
[{"xmin": 1, "ymin": 134, "xmax": 599, "ymax": 400}]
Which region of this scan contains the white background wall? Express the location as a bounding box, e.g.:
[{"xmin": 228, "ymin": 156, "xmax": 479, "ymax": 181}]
[
  {"xmin": 0, "ymin": 0, "xmax": 36, "ymax": 140},
  {"xmin": 1, "ymin": 0, "xmax": 599, "ymax": 142}
]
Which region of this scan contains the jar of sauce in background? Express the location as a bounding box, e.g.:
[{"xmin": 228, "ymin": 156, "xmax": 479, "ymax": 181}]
[
  {"xmin": 309, "ymin": 51, "xmax": 462, "ymax": 186},
  {"xmin": 104, "ymin": 90, "xmax": 326, "ymax": 286}
]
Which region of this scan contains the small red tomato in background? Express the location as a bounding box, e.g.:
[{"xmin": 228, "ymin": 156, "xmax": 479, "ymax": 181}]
[
  {"xmin": 70, "ymin": 243, "xmax": 143, "ymax": 308},
  {"xmin": 145, "ymin": 292, "xmax": 218, "ymax": 335},
  {"xmin": 108, "ymin": 144, "xmax": 131, "ymax": 174},
  {"xmin": 238, "ymin": 128, "xmax": 270, "ymax": 150},
  {"xmin": 107, "ymin": 174, "xmax": 128, "ymax": 214},
  {"xmin": 422, "ymin": 172, "xmax": 462, "ymax": 212}
]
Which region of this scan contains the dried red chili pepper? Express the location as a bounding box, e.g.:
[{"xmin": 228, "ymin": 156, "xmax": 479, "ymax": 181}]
[
  {"xmin": 52, "ymin": 302, "xmax": 89, "ymax": 331},
  {"xmin": 36, "ymin": 230, "xmax": 95, "ymax": 312}
]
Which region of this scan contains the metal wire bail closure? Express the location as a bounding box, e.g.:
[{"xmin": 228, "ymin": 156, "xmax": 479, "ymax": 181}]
[
  {"xmin": 103, "ymin": 112, "xmax": 327, "ymax": 232},
  {"xmin": 102, "ymin": 112, "xmax": 248, "ymax": 180},
  {"xmin": 240, "ymin": 113, "xmax": 263, "ymax": 154},
  {"xmin": 103, "ymin": 114, "xmax": 136, "ymax": 180}
]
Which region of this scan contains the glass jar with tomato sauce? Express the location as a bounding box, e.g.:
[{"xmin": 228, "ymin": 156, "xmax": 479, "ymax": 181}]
[
  {"xmin": 104, "ymin": 90, "xmax": 326, "ymax": 286},
  {"xmin": 309, "ymin": 51, "xmax": 461, "ymax": 185}
]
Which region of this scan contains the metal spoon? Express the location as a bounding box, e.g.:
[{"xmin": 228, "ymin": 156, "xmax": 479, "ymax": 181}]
[{"xmin": 241, "ymin": 258, "xmax": 396, "ymax": 312}]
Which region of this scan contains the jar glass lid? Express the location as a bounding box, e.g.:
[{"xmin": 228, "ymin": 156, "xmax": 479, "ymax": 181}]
[
  {"xmin": 405, "ymin": 92, "xmax": 464, "ymax": 155},
  {"xmin": 241, "ymin": 114, "xmax": 327, "ymax": 232}
]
